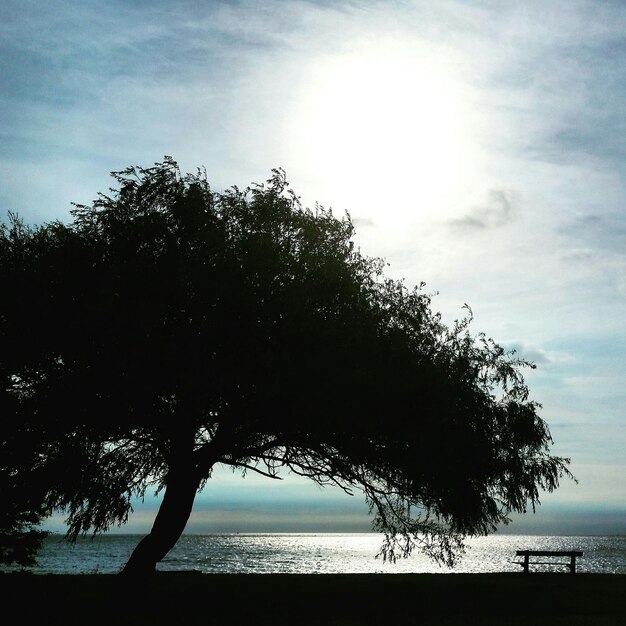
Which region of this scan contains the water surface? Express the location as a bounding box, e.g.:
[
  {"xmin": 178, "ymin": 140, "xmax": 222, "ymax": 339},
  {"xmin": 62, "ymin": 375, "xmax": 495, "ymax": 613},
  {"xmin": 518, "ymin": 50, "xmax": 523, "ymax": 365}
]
[{"xmin": 14, "ymin": 533, "xmax": 625, "ymax": 575}]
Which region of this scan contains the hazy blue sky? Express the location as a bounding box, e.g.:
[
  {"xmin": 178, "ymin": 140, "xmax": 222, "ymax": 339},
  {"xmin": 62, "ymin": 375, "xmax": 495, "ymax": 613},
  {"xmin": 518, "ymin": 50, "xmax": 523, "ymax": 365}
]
[{"xmin": 2, "ymin": 0, "xmax": 624, "ymax": 535}]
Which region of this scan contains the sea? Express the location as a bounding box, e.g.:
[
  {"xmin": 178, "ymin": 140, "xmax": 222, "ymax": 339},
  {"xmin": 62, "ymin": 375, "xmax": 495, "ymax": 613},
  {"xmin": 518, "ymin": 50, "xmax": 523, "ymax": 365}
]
[{"xmin": 6, "ymin": 533, "xmax": 625, "ymax": 575}]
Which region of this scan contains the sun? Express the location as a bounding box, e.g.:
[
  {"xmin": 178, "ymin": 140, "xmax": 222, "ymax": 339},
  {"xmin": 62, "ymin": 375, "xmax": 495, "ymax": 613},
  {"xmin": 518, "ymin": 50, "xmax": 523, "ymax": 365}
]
[{"xmin": 290, "ymin": 45, "xmax": 474, "ymax": 229}]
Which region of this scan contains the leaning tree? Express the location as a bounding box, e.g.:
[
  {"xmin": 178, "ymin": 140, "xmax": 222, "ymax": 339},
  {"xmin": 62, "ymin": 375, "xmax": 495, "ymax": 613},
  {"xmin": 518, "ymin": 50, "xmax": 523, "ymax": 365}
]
[{"xmin": 0, "ymin": 158, "xmax": 572, "ymax": 574}]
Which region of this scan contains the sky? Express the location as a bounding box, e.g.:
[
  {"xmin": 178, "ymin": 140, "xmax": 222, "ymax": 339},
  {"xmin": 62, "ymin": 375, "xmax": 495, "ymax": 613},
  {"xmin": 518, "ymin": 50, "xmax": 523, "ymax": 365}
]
[{"xmin": 2, "ymin": 0, "xmax": 624, "ymax": 536}]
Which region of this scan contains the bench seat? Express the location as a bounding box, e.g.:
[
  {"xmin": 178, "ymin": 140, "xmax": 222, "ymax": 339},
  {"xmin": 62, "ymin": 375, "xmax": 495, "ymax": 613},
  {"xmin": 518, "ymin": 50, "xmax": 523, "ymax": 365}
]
[{"xmin": 515, "ymin": 550, "xmax": 583, "ymax": 574}]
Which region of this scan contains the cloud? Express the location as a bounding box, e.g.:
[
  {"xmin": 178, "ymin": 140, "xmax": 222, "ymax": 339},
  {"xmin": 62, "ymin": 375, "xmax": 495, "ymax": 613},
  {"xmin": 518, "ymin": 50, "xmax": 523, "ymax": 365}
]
[
  {"xmin": 560, "ymin": 248, "xmax": 595, "ymax": 263},
  {"xmin": 563, "ymin": 213, "xmax": 626, "ymax": 255},
  {"xmin": 557, "ymin": 213, "xmax": 626, "ymax": 295},
  {"xmin": 352, "ymin": 216, "xmax": 376, "ymax": 229},
  {"xmin": 501, "ymin": 340, "xmax": 575, "ymax": 367},
  {"xmin": 449, "ymin": 188, "xmax": 518, "ymax": 232},
  {"xmin": 617, "ymin": 269, "xmax": 626, "ymax": 295}
]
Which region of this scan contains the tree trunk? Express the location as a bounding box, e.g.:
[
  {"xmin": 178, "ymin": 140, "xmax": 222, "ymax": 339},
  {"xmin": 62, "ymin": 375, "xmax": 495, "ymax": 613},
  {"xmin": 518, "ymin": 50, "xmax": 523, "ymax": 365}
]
[{"xmin": 121, "ymin": 467, "xmax": 202, "ymax": 575}]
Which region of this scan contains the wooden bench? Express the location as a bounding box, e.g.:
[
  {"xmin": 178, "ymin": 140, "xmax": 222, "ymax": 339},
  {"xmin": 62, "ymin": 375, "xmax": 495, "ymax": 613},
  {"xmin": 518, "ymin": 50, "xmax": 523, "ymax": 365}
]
[{"xmin": 515, "ymin": 550, "xmax": 583, "ymax": 574}]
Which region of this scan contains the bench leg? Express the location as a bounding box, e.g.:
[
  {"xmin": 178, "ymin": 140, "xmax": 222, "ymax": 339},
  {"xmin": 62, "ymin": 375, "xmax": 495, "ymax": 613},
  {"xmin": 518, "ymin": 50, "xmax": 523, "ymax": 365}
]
[
  {"xmin": 570, "ymin": 556, "xmax": 576, "ymax": 574},
  {"xmin": 523, "ymin": 554, "xmax": 529, "ymax": 574}
]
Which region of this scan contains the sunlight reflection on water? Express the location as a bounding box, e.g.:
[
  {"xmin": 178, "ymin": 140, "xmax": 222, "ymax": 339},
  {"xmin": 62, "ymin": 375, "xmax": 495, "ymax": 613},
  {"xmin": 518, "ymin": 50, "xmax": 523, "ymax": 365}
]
[{"xmin": 12, "ymin": 533, "xmax": 625, "ymax": 575}]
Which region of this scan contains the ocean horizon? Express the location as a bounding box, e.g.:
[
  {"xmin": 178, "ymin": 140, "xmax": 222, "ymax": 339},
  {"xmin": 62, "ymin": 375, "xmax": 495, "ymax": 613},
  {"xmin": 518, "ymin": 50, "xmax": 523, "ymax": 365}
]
[{"xmin": 6, "ymin": 533, "xmax": 625, "ymax": 575}]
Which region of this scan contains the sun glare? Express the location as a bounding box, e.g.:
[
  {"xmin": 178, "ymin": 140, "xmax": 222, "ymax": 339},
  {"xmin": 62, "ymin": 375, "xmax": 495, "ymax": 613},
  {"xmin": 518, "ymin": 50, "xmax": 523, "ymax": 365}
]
[{"xmin": 291, "ymin": 45, "xmax": 475, "ymax": 228}]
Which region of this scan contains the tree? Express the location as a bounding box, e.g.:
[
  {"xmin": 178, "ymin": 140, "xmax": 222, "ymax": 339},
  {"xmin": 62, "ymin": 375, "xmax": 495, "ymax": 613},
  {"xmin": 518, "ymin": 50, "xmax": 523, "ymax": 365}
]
[{"xmin": 0, "ymin": 158, "xmax": 572, "ymax": 574}]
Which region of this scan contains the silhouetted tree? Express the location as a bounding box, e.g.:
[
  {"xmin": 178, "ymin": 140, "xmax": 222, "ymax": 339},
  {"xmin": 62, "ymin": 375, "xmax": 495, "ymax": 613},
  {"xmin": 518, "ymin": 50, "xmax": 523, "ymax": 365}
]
[
  {"xmin": 1, "ymin": 158, "xmax": 572, "ymax": 574},
  {"xmin": 0, "ymin": 439, "xmax": 49, "ymax": 567}
]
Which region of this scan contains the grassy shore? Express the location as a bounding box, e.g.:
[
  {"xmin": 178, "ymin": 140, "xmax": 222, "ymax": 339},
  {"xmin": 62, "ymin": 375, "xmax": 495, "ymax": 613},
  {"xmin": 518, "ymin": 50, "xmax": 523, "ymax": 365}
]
[{"xmin": 2, "ymin": 572, "xmax": 625, "ymax": 625}]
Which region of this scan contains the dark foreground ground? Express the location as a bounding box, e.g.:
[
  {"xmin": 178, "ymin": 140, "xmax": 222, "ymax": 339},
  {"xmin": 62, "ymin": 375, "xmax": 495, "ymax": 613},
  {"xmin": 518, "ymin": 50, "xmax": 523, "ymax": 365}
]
[{"xmin": 1, "ymin": 572, "xmax": 625, "ymax": 625}]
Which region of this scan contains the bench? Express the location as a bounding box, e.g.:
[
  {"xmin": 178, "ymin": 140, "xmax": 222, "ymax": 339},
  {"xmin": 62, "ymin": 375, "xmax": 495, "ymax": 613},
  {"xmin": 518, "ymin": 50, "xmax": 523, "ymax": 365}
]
[{"xmin": 514, "ymin": 550, "xmax": 583, "ymax": 574}]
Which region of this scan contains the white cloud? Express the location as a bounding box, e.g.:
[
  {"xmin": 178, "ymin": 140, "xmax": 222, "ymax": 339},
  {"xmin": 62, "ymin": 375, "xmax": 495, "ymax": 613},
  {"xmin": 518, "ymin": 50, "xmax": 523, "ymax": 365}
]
[
  {"xmin": 449, "ymin": 188, "xmax": 519, "ymax": 231},
  {"xmin": 501, "ymin": 341, "xmax": 575, "ymax": 367}
]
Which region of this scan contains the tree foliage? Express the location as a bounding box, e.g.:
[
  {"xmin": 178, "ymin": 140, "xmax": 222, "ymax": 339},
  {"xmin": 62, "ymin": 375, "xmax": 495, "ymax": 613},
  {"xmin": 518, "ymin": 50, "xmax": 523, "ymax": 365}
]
[
  {"xmin": 0, "ymin": 158, "xmax": 572, "ymax": 571},
  {"xmin": 0, "ymin": 437, "xmax": 49, "ymax": 567}
]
